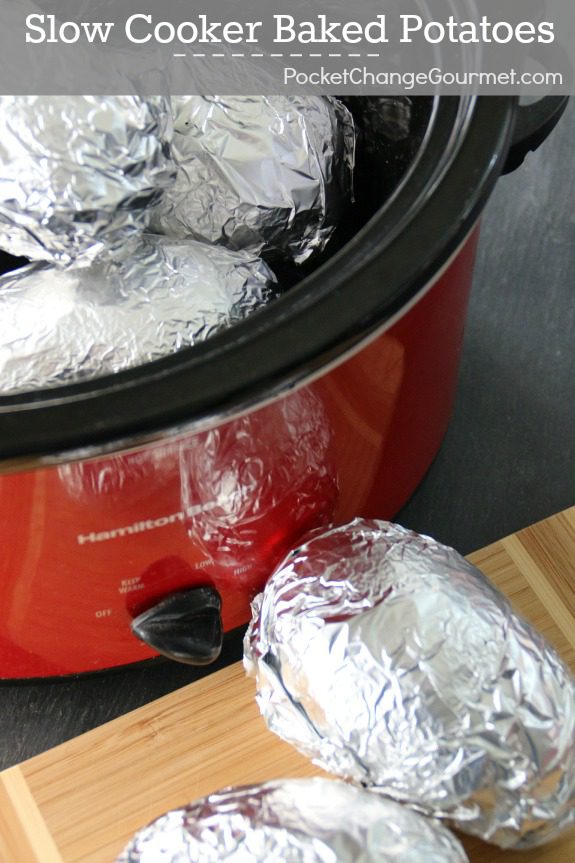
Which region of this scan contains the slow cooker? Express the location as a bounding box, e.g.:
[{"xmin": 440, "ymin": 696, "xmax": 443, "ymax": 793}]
[{"xmin": 0, "ymin": 95, "xmax": 566, "ymax": 679}]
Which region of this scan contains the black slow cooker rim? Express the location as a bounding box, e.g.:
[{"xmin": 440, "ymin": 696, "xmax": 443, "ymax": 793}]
[{"xmin": 0, "ymin": 96, "xmax": 517, "ymax": 466}]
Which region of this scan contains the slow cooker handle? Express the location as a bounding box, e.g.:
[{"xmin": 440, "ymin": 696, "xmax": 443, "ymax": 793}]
[{"xmin": 504, "ymin": 97, "xmax": 569, "ymax": 174}]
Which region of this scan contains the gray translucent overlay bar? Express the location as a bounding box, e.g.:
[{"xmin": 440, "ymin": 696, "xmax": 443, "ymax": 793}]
[{"xmin": 0, "ymin": 0, "xmax": 572, "ymax": 94}]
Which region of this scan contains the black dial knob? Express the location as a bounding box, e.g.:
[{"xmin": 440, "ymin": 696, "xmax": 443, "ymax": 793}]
[{"xmin": 131, "ymin": 586, "xmax": 223, "ymax": 666}]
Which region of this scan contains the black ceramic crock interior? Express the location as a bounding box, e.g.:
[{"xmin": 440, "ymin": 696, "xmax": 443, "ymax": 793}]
[{"xmin": 0, "ymin": 96, "xmax": 517, "ymax": 467}]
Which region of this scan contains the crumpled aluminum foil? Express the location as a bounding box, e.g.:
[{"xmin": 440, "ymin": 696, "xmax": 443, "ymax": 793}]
[
  {"xmin": 116, "ymin": 778, "xmax": 469, "ymax": 862},
  {"xmin": 0, "ymin": 235, "xmax": 277, "ymax": 393},
  {"xmin": 0, "ymin": 96, "xmax": 174, "ymax": 268},
  {"xmin": 149, "ymin": 95, "xmax": 355, "ymax": 264},
  {"xmin": 245, "ymin": 519, "xmax": 575, "ymax": 849}
]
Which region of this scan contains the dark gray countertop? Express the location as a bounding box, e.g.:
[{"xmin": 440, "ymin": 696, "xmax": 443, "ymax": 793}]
[{"xmin": 1, "ymin": 100, "xmax": 574, "ymax": 771}]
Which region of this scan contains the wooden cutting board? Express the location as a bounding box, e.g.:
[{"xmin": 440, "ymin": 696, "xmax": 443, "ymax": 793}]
[{"xmin": 1, "ymin": 507, "xmax": 575, "ymax": 863}]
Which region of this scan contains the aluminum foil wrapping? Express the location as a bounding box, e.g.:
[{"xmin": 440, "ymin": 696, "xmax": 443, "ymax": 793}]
[
  {"xmin": 0, "ymin": 235, "xmax": 276, "ymax": 393},
  {"xmin": 0, "ymin": 96, "xmax": 174, "ymax": 267},
  {"xmin": 116, "ymin": 778, "xmax": 468, "ymax": 863},
  {"xmin": 149, "ymin": 95, "xmax": 355, "ymax": 264},
  {"xmin": 245, "ymin": 520, "xmax": 575, "ymax": 849}
]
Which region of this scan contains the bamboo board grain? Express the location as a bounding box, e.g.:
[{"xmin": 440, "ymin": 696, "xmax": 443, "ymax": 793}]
[{"xmin": 2, "ymin": 507, "xmax": 575, "ymax": 863}]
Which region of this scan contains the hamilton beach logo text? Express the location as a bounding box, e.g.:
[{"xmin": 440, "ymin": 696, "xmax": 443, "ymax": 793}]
[{"xmin": 76, "ymin": 503, "xmax": 217, "ymax": 545}]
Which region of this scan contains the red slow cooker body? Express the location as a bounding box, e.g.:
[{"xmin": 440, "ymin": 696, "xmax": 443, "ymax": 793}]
[
  {"xmin": 0, "ymin": 232, "xmax": 478, "ymax": 677},
  {"xmin": 0, "ymin": 96, "xmax": 565, "ymax": 679}
]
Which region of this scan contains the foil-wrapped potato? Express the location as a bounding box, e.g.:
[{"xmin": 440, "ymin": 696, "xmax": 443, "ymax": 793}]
[
  {"xmin": 0, "ymin": 235, "xmax": 277, "ymax": 393},
  {"xmin": 0, "ymin": 95, "xmax": 174, "ymax": 267},
  {"xmin": 150, "ymin": 95, "xmax": 355, "ymax": 264},
  {"xmin": 245, "ymin": 519, "xmax": 575, "ymax": 849},
  {"xmin": 116, "ymin": 778, "xmax": 468, "ymax": 862}
]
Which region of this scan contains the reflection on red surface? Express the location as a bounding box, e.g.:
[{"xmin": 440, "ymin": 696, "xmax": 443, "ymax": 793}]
[
  {"xmin": 0, "ymin": 230, "xmax": 478, "ymax": 678},
  {"xmin": 58, "ymin": 446, "xmax": 181, "ymax": 505},
  {"xmin": 180, "ymin": 387, "xmax": 339, "ymax": 593}
]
